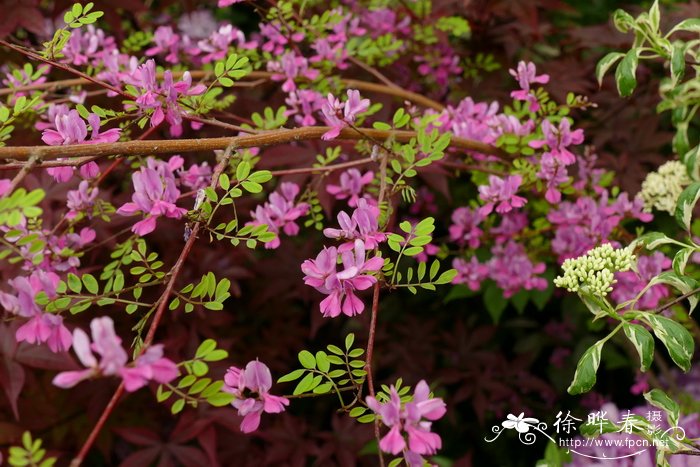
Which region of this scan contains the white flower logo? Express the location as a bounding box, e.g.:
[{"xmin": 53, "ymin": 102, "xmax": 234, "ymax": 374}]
[{"xmin": 502, "ymin": 413, "xmax": 539, "ymax": 433}]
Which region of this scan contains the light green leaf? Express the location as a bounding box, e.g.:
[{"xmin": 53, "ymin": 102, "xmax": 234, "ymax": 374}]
[
  {"xmin": 643, "ymin": 314, "xmax": 694, "ymax": 372},
  {"xmin": 623, "ymin": 323, "xmax": 654, "ymax": 372},
  {"xmin": 567, "ymin": 341, "xmax": 603, "ymax": 395}
]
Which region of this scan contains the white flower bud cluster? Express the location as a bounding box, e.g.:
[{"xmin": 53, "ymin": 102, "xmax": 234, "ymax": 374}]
[
  {"xmin": 640, "ymin": 160, "xmax": 690, "ymax": 214},
  {"xmin": 554, "ymin": 243, "xmax": 635, "ymax": 296}
]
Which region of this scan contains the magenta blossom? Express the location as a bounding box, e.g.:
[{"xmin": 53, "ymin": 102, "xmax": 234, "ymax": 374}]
[
  {"xmin": 248, "ymin": 182, "xmax": 310, "ymax": 249},
  {"xmin": 366, "ymin": 380, "xmax": 446, "ymax": 466},
  {"xmin": 611, "ymin": 252, "xmax": 672, "ymax": 310},
  {"xmin": 321, "ymin": 89, "xmax": 370, "ymax": 140},
  {"xmin": 509, "ymin": 61, "xmax": 549, "ymax": 112},
  {"xmin": 326, "ymin": 169, "xmax": 374, "ymax": 207},
  {"xmin": 448, "ymin": 207, "xmax": 484, "ymax": 249},
  {"xmin": 478, "ymin": 175, "xmax": 527, "ymax": 215},
  {"xmin": 52, "ymin": 316, "xmax": 178, "ymax": 391},
  {"xmin": 0, "ymin": 271, "xmax": 72, "ymax": 353},
  {"xmin": 223, "ymin": 360, "xmax": 290, "ymax": 433},
  {"xmin": 538, "ymin": 152, "xmax": 570, "ymax": 204},
  {"xmin": 219, "ymin": 0, "xmax": 245, "ymax": 5},
  {"xmin": 42, "ymin": 110, "xmax": 120, "ymax": 182},
  {"xmin": 268, "ymin": 51, "xmax": 319, "ymax": 93},
  {"xmin": 452, "ymin": 257, "xmax": 489, "ymax": 291},
  {"xmin": 116, "ymin": 158, "xmax": 188, "ymax": 236},
  {"xmin": 66, "ymin": 181, "xmax": 98, "ymax": 219},
  {"xmin": 529, "ymin": 118, "xmax": 584, "ymax": 165},
  {"xmin": 323, "ymin": 199, "xmax": 385, "ymax": 251},
  {"xmin": 301, "ymin": 239, "xmax": 383, "ymax": 318}
]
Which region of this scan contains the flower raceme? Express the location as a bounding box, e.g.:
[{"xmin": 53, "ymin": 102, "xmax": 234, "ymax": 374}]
[
  {"xmin": 248, "ymin": 182, "xmax": 310, "ymax": 249},
  {"xmin": 366, "ymin": 380, "xmax": 447, "ymax": 466},
  {"xmin": 41, "ymin": 109, "xmax": 121, "ymax": 182},
  {"xmin": 52, "ymin": 316, "xmax": 178, "ymax": 391},
  {"xmin": 326, "ymin": 168, "xmax": 374, "ymax": 207},
  {"xmin": 301, "ymin": 239, "xmax": 383, "ymax": 318},
  {"xmin": 321, "ymin": 89, "xmax": 370, "ymax": 140},
  {"xmin": 509, "ymin": 61, "xmax": 549, "ymax": 112},
  {"xmin": 223, "ymin": 360, "xmax": 290, "ymax": 433},
  {"xmin": 0, "ymin": 271, "xmax": 72, "ymax": 353},
  {"xmin": 323, "ymin": 198, "xmax": 386, "ymax": 251},
  {"xmin": 478, "ymin": 174, "xmax": 527, "ymax": 216},
  {"xmin": 117, "ymin": 157, "xmax": 188, "ymax": 236}
]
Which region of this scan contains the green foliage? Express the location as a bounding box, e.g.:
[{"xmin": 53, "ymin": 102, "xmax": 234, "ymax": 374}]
[
  {"xmin": 200, "ymin": 162, "xmax": 275, "ymax": 247},
  {"xmin": 8, "ymin": 431, "xmax": 56, "ymax": 467},
  {"xmin": 386, "ymin": 217, "xmax": 457, "ymax": 292},
  {"xmin": 277, "ymin": 333, "xmax": 366, "ymax": 407},
  {"xmin": 176, "ymin": 272, "xmax": 232, "ymax": 313},
  {"xmin": 63, "ymin": 2, "xmax": 104, "ymax": 28},
  {"xmin": 157, "ymin": 339, "xmax": 233, "ymax": 414}
]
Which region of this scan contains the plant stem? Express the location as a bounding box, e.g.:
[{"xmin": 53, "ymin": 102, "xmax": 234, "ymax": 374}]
[{"xmin": 0, "ymin": 126, "xmax": 503, "ymax": 161}]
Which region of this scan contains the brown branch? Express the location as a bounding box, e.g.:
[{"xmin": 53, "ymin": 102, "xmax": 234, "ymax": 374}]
[
  {"xmin": 70, "ymin": 149, "xmax": 234, "ymax": 466},
  {"xmin": 366, "ymin": 282, "xmax": 384, "ymax": 467},
  {"xmin": 270, "ymin": 157, "xmax": 373, "ymax": 176},
  {"xmin": 1, "ymin": 155, "xmax": 39, "ymax": 196},
  {"xmin": 0, "ymin": 40, "xmax": 133, "ymax": 100},
  {"xmin": 0, "ymin": 126, "xmax": 503, "ymax": 162}
]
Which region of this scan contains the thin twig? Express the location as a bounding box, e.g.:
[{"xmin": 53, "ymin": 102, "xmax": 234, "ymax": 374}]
[
  {"xmin": 270, "ymin": 157, "xmax": 373, "ymax": 176},
  {"xmin": 2, "ymin": 154, "xmax": 39, "ymax": 196}
]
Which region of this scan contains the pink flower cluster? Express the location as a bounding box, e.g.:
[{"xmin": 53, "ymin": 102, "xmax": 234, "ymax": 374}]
[
  {"xmin": 326, "ymin": 169, "xmax": 374, "ymax": 207},
  {"xmin": 323, "ymin": 199, "xmax": 385, "ymax": 251},
  {"xmin": 452, "ymin": 241, "xmax": 547, "ymax": 298},
  {"xmin": 223, "ymin": 360, "xmax": 290, "ymax": 433},
  {"xmin": 301, "ymin": 239, "xmax": 383, "ymax": 318},
  {"xmin": 116, "ymin": 157, "xmax": 188, "ymax": 236},
  {"xmin": 52, "ymin": 316, "xmax": 178, "ymax": 391},
  {"xmin": 478, "ymin": 175, "xmax": 527, "ymax": 215},
  {"xmin": 611, "ymin": 252, "xmax": 672, "ymax": 310},
  {"xmin": 321, "ymin": 89, "xmax": 370, "ymax": 140},
  {"xmin": 248, "ymin": 182, "xmax": 310, "ymax": 249},
  {"xmin": 366, "ymin": 380, "xmax": 446, "ymax": 466},
  {"xmin": 41, "ymin": 108, "xmax": 121, "ymax": 183},
  {"xmin": 509, "ymin": 61, "xmax": 549, "ymax": 112},
  {"xmin": 0, "ymin": 271, "xmax": 71, "ymax": 353}
]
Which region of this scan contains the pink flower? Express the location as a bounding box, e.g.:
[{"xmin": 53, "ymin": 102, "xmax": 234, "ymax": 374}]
[
  {"xmin": 611, "ymin": 252, "xmax": 672, "ymax": 310},
  {"xmin": 218, "ymin": 0, "xmax": 245, "ymax": 6},
  {"xmin": 42, "ymin": 110, "xmax": 120, "ymax": 146},
  {"xmin": 529, "ymin": 118, "xmax": 584, "ymax": 165},
  {"xmin": 66, "ymin": 181, "xmax": 98, "ymax": 219},
  {"xmin": 42, "ymin": 110, "xmax": 120, "ymax": 182},
  {"xmin": 323, "ymin": 199, "xmax": 385, "ymax": 251},
  {"xmin": 0, "ymin": 271, "xmax": 72, "ymax": 353},
  {"xmin": 146, "ymin": 26, "xmax": 181, "ymax": 63},
  {"xmin": 268, "ymin": 51, "xmax": 319, "ymax": 93},
  {"xmin": 448, "ymin": 207, "xmax": 484, "ymax": 248},
  {"xmin": 326, "ymin": 169, "xmax": 374, "ymax": 207},
  {"xmin": 538, "ymin": 152, "xmax": 570, "ymax": 204},
  {"xmin": 178, "ymin": 162, "xmax": 212, "ymax": 190},
  {"xmin": 116, "ymin": 158, "xmax": 188, "ymax": 236},
  {"xmin": 487, "ymin": 241, "xmax": 547, "ymax": 298},
  {"xmin": 478, "ymin": 175, "xmax": 527, "ymax": 215},
  {"xmin": 52, "ymin": 316, "xmax": 178, "ymax": 391},
  {"xmin": 321, "ymin": 89, "xmax": 370, "ymax": 140},
  {"xmin": 509, "ymin": 61, "xmax": 549, "ymax": 112},
  {"xmin": 366, "ymin": 380, "xmax": 446, "ymax": 465},
  {"xmin": 223, "ymin": 360, "xmax": 289, "ymax": 433},
  {"xmin": 120, "ymin": 345, "xmax": 179, "ymax": 392},
  {"xmin": 248, "ymin": 182, "xmax": 310, "ymax": 249},
  {"xmin": 301, "ymin": 240, "xmax": 383, "ymax": 318},
  {"xmin": 452, "ymin": 257, "xmax": 488, "ymax": 291}
]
